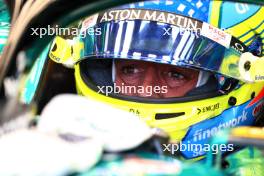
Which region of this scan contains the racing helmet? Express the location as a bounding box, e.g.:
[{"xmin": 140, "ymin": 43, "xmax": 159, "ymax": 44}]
[{"xmin": 28, "ymin": 0, "xmax": 264, "ymax": 159}]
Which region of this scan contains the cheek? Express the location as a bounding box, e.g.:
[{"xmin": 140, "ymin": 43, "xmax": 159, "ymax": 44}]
[
  {"xmin": 115, "ymin": 75, "xmax": 139, "ymax": 96},
  {"xmin": 115, "ymin": 73, "xmax": 140, "ymax": 86},
  {"xmin": 115, "ymin": 74, "xmax": 127, "ymax": 86}
]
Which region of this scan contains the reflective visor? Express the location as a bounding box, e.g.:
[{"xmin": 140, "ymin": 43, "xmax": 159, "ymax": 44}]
[{"xmin": 77, "ymin": 9, "xmax": 248, "ymax": 81}]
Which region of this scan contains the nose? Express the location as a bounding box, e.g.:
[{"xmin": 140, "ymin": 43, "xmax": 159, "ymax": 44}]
[{"xmin": 137, "ymin": 66, "xmax": 160, "ymax": 98}]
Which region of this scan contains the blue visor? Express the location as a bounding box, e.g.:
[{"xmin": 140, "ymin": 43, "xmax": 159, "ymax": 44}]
[{"xmin": 77, "ymin": 10, "xmax": 248, "ymax": 82}]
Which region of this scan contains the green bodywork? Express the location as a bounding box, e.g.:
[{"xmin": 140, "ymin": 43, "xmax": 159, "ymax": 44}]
[
  {"xmin": 225, "ymin": 148, "xmax": 264, "ymax": 176},
  {"xmin": 0, "ymin": 0, "xmax": 9, "ymax": 53},
  {"xmin": 79, "ymin": 129, "xmax": 264, "ymax": 176}
]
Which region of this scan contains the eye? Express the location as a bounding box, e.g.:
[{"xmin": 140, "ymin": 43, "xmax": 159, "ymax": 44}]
[
  {"xmin": 166, "ymin": 71, "xmax": 185, "ymax": 80},
  {"xmin": 122, "ymin": 65, "xmax": 141, "ymax": 75}
]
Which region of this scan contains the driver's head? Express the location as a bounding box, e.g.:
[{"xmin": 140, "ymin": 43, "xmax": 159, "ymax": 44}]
[{"xmin": 45, "ymin": 0, "xmax": 264, "ymax": 160}]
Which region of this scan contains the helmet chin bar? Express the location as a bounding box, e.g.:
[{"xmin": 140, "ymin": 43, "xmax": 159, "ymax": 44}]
[{"xmin": 239, "ymin": 52, "xmax": 264, "ymax": 83}]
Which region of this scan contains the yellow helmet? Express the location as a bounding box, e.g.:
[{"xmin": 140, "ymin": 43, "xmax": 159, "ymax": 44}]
[{"xmin": 26, "ymin": 0, "xmax": 264, "ymax": 159}]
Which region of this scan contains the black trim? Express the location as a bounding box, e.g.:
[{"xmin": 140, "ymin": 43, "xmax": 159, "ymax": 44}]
[{"xmin": 155, "ymin": 112, "xmax": 185, "ymax": 120}]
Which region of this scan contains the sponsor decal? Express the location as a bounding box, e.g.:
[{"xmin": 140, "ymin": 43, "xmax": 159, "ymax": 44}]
[
  {"xmin": 97, "ymin": 9, "xmax": 202, "ymax": 30},
  {"xmin": 181, "ymin": 100, "xmax": 255, "ymax": 159},
  {"xmin": 192, "ymin": 111, "xmax": 248, "ymax": 143},
  {"xmin": 220, "ymin": 1, "xmax": 260, "ymax": 29},
  {"xmin": 253, "ymin": 100, "xmax": 264, "ymax": 117},
  {"xmin": 201, "ymin": 23, "xmax": 232, "ymax": 48},
  {"xmin": 255, "ymin": 75, "xmax": 264, "ymax": 81},
  {"xmin": 197, "ymin": 103, "xmax": 220, "ymax": 114},
  {"xmin": 235, "ymin": 3, "xmax": 250, "ymax": 14},
  {"xmin": 247, "ymin": 87, "xmax": 264, "ymax": 107},
  {"xmin": 129, "ymin": 109, "xmax": 140, "ymax": 116},
  {"xmin": 82, "ymin": 13, "xmax": 99, "ymax": 31},
  {"xmin": 230, "ymin": 37, "xmax": 246, "ymax": 53}
]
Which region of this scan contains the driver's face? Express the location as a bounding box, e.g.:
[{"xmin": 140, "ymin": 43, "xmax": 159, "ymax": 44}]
[{"xmin": 115, "ymin": 60, "xmax": 199, "ymax": 98}]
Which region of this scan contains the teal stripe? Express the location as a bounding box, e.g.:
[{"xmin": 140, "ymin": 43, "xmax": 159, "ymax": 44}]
[
  {"xmin": 238, "ymin": 20, "xmax": 264, "ymax": 39},
  {"xmin": 259, "ymin": 29, "xmax": 264, "ymax": 35},
  {"xmin": 244, "ymin": 30, "xmax": 264, "ymax": 45},
  {"xmin": 244, "ymin": 38, "xmax": 253, "ymax": 45},
  {"xmin": 261, "ymin": 29, "xmax": 264, "ymax": 36}
]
